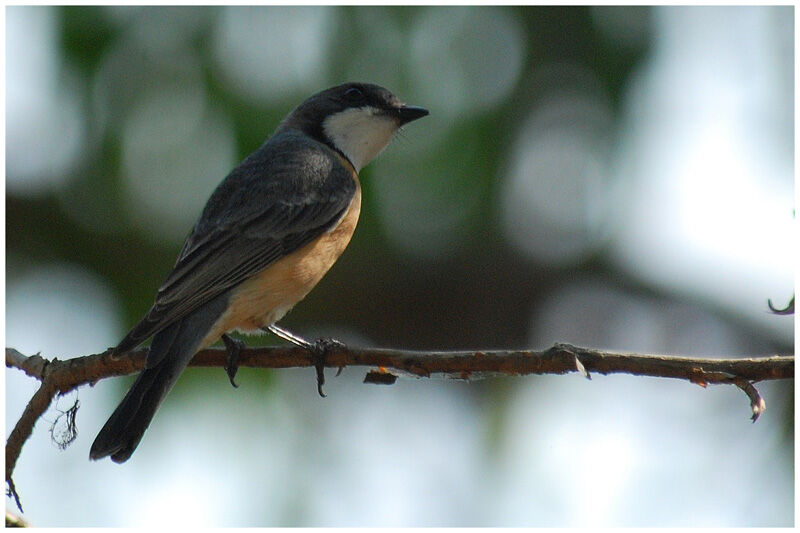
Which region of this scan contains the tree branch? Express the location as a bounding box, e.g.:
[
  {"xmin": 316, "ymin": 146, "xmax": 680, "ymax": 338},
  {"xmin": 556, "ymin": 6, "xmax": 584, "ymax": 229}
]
[{"xmin": 5, "ymin": 344, "xmax": 793, "ymax": 513}]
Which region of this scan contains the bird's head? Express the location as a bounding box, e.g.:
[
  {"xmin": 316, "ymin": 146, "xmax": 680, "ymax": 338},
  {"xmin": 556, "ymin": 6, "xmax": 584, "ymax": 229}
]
[{"xmin": 280, "ymin": 82, "xmax": 429, "ymax": 172}]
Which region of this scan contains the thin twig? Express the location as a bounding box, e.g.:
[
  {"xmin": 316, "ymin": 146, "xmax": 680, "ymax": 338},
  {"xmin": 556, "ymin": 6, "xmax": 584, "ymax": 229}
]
[
  {"xmin": 768, "ymin": 295, "xmax": 794, "ymax": 315},
  {"xmin": 5, "ymin": 344, "xmax": 794, "ymax": 514},
  {"xmin": 5, "ymin": 380, "xmax": 57, "ymax": 513}
]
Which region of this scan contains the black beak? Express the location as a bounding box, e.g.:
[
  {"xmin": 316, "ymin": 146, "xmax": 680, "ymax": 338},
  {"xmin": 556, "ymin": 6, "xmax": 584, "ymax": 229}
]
[{"xmin": 397, "ymin": 105, "xmax": 429, "ymax": 125}]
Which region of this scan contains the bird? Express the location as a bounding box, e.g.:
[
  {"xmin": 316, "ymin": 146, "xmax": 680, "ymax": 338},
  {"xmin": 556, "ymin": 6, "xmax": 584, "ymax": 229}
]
[{"xmin": 90, "ymin": 82, "xmax": 428, "ymax": 463}]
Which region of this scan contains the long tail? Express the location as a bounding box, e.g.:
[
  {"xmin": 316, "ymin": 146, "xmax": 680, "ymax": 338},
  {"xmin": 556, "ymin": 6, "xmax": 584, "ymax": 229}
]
[{"xmin": 90, "ymin": 295, "xmax": 229, "ymax": 463}]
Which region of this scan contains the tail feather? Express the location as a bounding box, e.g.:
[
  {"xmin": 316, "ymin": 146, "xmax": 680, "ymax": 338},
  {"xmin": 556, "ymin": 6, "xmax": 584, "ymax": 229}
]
[
  {"xmin": 90, "ymin": 322, "xmax": 192, "ymax": 462},
  {"xmin": 90, "ymin": 292, "xmax": 230, "ymax": 463}
]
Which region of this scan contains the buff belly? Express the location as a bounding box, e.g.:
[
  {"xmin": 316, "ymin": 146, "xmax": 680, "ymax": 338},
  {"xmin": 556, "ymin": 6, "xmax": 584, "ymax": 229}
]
[{"xmin": 200, "ymin": 186, "xmax": 361, "ymax": 347}]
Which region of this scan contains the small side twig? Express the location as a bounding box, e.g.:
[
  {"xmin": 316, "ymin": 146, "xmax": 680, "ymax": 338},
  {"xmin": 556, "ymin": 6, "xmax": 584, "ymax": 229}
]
[
  {"xmin": 732, "ymin": 377, "xmax": 767, "ymax": 422},
  {"xmin": 768, "ymin": 296, "xmax": 794, "ymax": 315}
]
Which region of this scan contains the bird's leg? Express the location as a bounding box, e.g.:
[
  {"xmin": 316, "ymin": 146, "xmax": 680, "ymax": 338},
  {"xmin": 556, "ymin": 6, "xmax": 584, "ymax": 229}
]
[
  {"xmin": 221, "ymin": 334, "xmax": 246, "ymax": 388},
  {"xmin": 263, "ymin": 323, "xmax": 344, "ymax": 397},
  {"xmin": 265, "ymin": 323, "xmax": 314, "ymax": 349}
]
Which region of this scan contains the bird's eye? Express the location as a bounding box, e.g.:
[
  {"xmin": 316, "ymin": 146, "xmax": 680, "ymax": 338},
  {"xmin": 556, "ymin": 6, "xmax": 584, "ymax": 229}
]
[{"xmin": 344, "ymin": 87, "xmax": 365, "ymax": 102}]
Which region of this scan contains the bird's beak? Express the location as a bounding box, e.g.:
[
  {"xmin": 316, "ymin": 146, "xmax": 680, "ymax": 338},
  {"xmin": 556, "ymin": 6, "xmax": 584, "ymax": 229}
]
[{"xmin": 397, "ymin": 105, "xmax": 429, "ymax": 125}]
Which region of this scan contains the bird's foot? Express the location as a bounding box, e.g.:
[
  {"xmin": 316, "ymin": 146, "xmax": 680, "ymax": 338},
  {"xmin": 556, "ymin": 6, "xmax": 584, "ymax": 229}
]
[
  {"xmin": 264, "ymin": 323, "xmax": 344, "ymax": 397},
  {"xmin": 309, "ymin": 337, "xmax": 345, "ymax": 398},
  {"xmin": 221, "ymin": 334, "xmax": 246, "ymax": 388}
]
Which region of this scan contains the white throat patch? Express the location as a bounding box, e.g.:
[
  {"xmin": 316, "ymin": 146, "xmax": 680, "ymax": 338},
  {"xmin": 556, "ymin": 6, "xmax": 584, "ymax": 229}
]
[{"xmin": 322, "ymin": 106, "xmax": 399, "ymax": 172}]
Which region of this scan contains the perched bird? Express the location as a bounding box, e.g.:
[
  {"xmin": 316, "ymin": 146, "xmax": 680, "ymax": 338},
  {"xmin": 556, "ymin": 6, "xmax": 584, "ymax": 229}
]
[{"xmin": 90, "ymin": 82, "xmax": 428, "ymax": 463}]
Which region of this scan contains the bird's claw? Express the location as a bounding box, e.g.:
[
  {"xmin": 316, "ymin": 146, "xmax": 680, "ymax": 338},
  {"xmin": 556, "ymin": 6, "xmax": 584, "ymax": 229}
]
[
  {"xmin": 221, "ymin": 334, "xmax": 246, "ymax": 388},
  {"xmin": 311, "ymin": 338, "xmax": 345, "ymax": 397}
]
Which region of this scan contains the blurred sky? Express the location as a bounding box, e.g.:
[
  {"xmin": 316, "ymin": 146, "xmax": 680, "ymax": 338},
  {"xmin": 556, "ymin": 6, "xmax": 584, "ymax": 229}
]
[{"xmin": 5, "ymin": 5, "xmax": 795, "ymax": 526}]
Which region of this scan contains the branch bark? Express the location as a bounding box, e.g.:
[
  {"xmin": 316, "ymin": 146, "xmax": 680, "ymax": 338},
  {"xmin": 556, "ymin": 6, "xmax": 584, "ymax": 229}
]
[{"xmin": 5, "ymin": 343, "xmax": 794, "ymax": 513}]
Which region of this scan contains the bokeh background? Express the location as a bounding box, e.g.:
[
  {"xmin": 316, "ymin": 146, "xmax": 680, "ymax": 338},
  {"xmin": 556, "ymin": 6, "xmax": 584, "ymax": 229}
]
[{"xmin": 5, "ymin": 5, "xmax": 794, "ymax": 526}]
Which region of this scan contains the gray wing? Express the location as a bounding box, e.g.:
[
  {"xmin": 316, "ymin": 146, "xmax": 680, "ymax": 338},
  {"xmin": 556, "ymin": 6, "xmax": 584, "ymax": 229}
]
[{"xmin": 115, "ymin": 131, "xmax": 356, "ymax": 354}]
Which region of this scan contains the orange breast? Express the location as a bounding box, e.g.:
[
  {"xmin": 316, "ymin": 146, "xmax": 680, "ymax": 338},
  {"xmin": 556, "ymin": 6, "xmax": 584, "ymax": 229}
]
[{"xmin": 200, "ymin": 183, "xmax": 361, "ymax": 347}]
